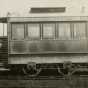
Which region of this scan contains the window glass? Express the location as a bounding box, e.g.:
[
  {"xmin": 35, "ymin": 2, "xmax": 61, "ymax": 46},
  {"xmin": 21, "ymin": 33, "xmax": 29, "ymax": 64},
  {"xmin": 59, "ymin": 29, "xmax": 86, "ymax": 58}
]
[
  {"xmin": 3, "ymin": 23, "xmax": 7, "ymax": 36},
  {"xmin": 28, "ymin": 24, "xmax": 40, "ymax": 39},
  {"xmin": 73, "ymin": 23, "xmax": 86, "ymax": 39},
  {"xmin": 0, "ymin": 23, "xmax": 3, "ymax": 36},
  {"xmin": 12, "ymin": 24, "xmax": 24, "ymax": 40},
  {"xmin": 43, "ymin": 24, "xmax": 55, "ymax": 39},
  {"xmin": 58, "ymin": 23, "xmax": 71, "ymax": 39}
]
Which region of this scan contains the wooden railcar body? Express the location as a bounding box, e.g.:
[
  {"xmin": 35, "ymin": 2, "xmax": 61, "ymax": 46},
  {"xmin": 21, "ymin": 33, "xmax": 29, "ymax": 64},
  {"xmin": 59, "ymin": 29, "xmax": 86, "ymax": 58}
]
[
  {"xmin": 1, "ymin": 16, "xmax": 88, "ymax": 76},
  {"xmin": 8, "ymin": 16, "xmax": 88, "ymax": 64}
]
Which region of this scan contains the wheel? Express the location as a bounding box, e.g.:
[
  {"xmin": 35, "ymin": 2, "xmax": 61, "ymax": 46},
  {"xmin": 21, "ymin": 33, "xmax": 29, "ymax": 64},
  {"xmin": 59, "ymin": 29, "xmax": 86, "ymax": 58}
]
[
  {"xmin": 22, "ymin": 62, "xmax": 41, "ymax": 77},
  {"xmin": 63, "ymin": 61, "xmax": 78, "ymax": 76}
]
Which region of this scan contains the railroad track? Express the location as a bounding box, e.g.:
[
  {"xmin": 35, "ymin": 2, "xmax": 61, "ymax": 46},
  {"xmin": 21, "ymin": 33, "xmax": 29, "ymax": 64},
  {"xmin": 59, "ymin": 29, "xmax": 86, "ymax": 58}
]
[
  {"xmin": 0, "ymin": 70, "xmax": 88, "ymax": 80},
  {"xmin": 0, "ymin": 70, "xmax": 88, "ymax": 88}
]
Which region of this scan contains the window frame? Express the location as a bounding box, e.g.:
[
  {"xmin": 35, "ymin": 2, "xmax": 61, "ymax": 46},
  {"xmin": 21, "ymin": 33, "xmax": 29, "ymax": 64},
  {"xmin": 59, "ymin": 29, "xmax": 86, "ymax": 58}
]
[
  {"xmin": 0, "ymin": 23, "xmax": 7, "ymax": 37},
  {"xmin": 72, "ymin": 22, "xmax": 87, "ymax": 40},
  {"xmin": 56, "ymin": 21, "xmax": 87, "ymax": 40},
  {"xmin": 26, "ymin": 23, "xmax": 41, "ymax": 40},
  {"xmin": 42, "ymin": 23, "xmax": 56, "ymax": 40},
  {"xmin": 11, "ymin": 23, "xmax": 25, "ymax": 40},
  {"xmin": 10, "ymin": 21, "xmax": 87, "ymax": 40},
  {"xmin": 56, "ymin": 22, "xmax": 72, "ymax": 40}
]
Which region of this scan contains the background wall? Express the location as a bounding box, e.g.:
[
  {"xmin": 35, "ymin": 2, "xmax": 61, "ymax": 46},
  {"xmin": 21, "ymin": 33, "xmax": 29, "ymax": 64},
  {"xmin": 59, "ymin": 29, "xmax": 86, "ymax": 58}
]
[{"xmin": 0, "ymin": 0, "xmax": 88, "ymax": 17}]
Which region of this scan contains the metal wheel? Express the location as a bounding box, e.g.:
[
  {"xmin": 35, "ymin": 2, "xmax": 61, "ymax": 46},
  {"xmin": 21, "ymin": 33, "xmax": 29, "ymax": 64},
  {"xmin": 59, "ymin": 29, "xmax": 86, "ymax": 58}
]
[
  {"xmin": 22, "ymin": 62, "xmax": 41, "ymax": 77},
  {"xmin": 63, "ymin": 61, "xmax": 77, "ymax": 76}
]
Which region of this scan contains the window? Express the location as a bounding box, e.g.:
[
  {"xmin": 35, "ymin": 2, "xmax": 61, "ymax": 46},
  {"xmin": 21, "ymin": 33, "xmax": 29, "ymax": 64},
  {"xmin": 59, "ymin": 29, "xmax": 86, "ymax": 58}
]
[
  {"xmin": 0, "ymin": 23, "xmax": 7, "ymax": 36},
  {"xmin": 0, "ymin": 23, "xmax": 4, "ymax": 36},
  {"xmin": 73, "ymin": 23, "xmax": 86, "ymax": 39},
  {"xmin": 12, "ymin": 24, "xmax": 24, "ymax": 40},
  {"xmin": 3, "ymin": 23, "xmax": 7, "ymax": 36},
  {"xmin": 28, "ymin": 24, "xmax": 40, "ymax": 39},
  {"xmin": 30, "ymin": 7, "xmax": 66, "ymax": 13},
  {"xmin": 57, "ymin": 23, "xmax": 71, "ymax": 39},
  {"xmin": 43, "ymin": 24, "xmax": 55, "ymax": 39}
]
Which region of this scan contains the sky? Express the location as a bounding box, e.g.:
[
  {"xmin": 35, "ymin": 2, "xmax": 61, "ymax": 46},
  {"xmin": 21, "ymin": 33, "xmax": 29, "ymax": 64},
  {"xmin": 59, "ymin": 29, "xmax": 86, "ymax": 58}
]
[{"xmin": 0, "ymin": 0, "xmax": 88, "ymax": 16}]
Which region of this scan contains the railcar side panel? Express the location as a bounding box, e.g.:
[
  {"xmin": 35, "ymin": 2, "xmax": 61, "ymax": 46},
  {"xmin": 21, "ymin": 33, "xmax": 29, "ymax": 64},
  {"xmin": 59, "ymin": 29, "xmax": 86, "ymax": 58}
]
[
  {"xmin": 8, "ymin": 54, "xmax": 88, "ymax": 64},
  {"xmin": 9, "ymin": 39, "xmax": 88, "ymax": 54}
]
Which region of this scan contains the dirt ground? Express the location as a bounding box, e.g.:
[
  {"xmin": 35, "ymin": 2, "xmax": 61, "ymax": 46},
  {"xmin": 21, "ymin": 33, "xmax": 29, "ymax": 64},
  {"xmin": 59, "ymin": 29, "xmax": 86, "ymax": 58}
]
[{"xmin": 0, "ymin": 75, "xmax": 88, "ymax": 88}]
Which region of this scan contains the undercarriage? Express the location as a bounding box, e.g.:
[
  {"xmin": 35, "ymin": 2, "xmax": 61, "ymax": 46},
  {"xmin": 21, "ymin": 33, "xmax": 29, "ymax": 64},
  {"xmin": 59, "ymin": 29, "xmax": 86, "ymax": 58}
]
[{"xmin": 8, "ymin": 62, "xmax": 88, "ymax": 78}]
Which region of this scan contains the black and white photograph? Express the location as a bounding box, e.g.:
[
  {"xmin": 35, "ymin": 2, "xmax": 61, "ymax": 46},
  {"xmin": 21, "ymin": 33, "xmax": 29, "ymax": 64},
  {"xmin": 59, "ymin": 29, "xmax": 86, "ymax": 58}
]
[{"xmin": 0, "ymin": 0, "xmax": 88, "ymax": 88}]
